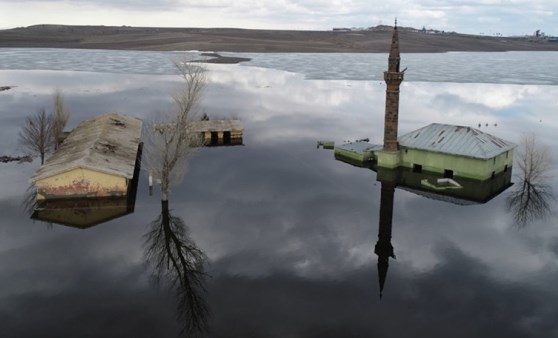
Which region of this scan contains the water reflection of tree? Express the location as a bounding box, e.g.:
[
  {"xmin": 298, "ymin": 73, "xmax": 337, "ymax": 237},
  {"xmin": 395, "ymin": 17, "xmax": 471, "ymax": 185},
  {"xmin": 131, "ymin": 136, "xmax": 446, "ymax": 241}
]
[
  {"xmin": 145, "ymin": 200, "xmax": 209, "ymax": 336},
  {"xmin": 143, "ymin": 59, "xmax": 209, "ymax": 335},
  {"xmin": 507, "ymin": 133, "xmax": 555, "ymax": 227}
]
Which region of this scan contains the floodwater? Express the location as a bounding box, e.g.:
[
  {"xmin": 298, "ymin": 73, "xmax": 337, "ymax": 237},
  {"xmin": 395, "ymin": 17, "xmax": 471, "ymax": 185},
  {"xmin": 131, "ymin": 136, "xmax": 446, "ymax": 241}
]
[{"xmin": 1, "ymin": 49, "xmax": 558, "ymax": 337}]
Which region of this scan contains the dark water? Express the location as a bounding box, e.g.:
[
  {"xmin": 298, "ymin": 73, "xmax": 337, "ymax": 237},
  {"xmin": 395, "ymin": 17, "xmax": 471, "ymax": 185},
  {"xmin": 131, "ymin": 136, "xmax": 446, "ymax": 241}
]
[{"xmin": 1, "ymin": 49, "xmax": 557, "ymax": 337}]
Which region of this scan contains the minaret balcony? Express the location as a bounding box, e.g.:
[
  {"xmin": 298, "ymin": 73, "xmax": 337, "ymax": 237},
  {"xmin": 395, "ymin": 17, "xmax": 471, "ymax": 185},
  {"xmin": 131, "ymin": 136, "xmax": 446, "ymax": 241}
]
[{"xmin": 384, "ymin": 71, "xmax": 404, "ymax": 84}]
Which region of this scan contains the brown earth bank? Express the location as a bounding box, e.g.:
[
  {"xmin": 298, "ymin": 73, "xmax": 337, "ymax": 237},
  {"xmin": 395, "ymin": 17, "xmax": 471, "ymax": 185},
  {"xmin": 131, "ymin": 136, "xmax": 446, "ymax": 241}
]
[{"xmin": 1, "ymin": 24, "xmax": 558, "ymax": 53}]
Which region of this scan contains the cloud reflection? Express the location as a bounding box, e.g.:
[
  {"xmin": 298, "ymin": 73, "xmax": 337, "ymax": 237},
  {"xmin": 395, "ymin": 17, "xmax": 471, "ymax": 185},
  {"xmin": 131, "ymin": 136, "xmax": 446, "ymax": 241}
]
[{"xmin": 1, "ymin": 61, "xmax": 558, "ymax": 336}]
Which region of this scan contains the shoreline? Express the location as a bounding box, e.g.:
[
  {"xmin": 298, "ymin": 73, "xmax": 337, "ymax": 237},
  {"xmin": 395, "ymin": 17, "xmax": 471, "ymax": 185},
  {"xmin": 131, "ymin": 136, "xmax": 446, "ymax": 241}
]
[{"xmin": 2, "ymin": 25, "xmax": 558, "ymax": 54}]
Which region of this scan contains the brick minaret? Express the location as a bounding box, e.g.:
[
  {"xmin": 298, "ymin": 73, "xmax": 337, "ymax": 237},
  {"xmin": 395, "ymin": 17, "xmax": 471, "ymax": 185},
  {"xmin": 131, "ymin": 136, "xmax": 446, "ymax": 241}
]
[{"xmin": 383, "ymin": 21, "xmax": 404, "ymax": 152}]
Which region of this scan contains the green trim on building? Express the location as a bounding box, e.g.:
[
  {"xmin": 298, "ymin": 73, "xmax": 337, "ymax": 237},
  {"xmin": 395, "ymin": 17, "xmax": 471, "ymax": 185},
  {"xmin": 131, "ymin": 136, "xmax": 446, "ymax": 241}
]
[
  {"xmin": 400, "ymin": 147, "xmax": 514, "ymax": 181},
  {"xmin": 333, "ymin": 142, "xmax": 380, "ymax": 163},
  {"xmin": 377, "ymin": 150, "xmax": 401, "ymax": 169}
]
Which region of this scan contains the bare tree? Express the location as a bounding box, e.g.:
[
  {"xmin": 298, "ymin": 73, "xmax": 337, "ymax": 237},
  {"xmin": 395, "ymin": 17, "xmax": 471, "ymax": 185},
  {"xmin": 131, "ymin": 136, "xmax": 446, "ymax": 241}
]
[
  {"xmin": 507, "ymin": 133, "xmax": 555, "ymax": 226},
  {"xmin": 50, "ymin": 89, "xmax": 69, "ymax": 149},
  {"xmin": 18, "ymin": 91, "xmax": 70, "ymax": 165},
  {"xmin": 515, "ymin": 133, "xmax": 552, "ymax": 183},
  {"xmin": 144, "ymin": 200, "xmax": 209, "ymax": 336},
  {"xmin": 19, "ymin": 108, "xmax": 53, "ymax": 165},
  {"xmin": 144, "ymin": 60, "xmax": 206, "ymax": 201}
]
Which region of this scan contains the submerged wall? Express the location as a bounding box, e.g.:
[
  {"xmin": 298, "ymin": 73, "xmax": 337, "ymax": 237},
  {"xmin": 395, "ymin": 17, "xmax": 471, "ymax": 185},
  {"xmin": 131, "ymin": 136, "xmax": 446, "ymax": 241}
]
[
  {"xmin": 399, "ymin": 147, "xmax": 514, "ymax": 180},
  {"xmin": 35, "ymin": 167, "xmax": 128, "ymax": 200}
]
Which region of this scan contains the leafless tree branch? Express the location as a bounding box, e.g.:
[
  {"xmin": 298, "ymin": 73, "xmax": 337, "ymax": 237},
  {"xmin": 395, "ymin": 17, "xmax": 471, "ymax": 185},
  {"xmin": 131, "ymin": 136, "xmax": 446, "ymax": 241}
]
[
  {"xmin": 507, "ymin": 133, "xmax": 555, "ymax": 227},
  {"xmin": 143, "ymin": 59, "xmax": 206, "ymax": 201},
  {"xmin": 18, "ymin": 108, "xmax": 53, "ymax": 165}
]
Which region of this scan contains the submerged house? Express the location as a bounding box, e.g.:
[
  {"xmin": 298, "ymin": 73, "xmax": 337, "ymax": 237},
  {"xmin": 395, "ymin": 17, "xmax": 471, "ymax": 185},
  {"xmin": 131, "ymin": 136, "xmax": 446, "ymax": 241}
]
[
  {"xmin": 31, "ymin": 113, "xmax": 143, "ymax": 200},
  {"xmin": 191, "ymin": 119, "xmax": 243, "ymax": 146},
  {"xmin": 335, "ymin": 22, "xmax": 516, "ymax": 180}
]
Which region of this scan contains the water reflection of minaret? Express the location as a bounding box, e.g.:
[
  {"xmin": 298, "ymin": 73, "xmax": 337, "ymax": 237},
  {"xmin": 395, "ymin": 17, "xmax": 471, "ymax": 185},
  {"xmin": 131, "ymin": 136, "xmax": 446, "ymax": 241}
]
[{"xmin": 374, "ymin": 176, "xmax": 397, "ymax": 298}]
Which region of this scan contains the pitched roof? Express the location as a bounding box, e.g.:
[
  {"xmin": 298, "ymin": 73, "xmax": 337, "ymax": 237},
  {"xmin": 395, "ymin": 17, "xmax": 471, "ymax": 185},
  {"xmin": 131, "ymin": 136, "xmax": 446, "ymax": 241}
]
[
  {"xmin": 31, "ymin": 113, "xmax": 142, "ymax": 182},
  {"xmin": 398, "ymin": 123, "xmax": 516, "ymax": 159}
]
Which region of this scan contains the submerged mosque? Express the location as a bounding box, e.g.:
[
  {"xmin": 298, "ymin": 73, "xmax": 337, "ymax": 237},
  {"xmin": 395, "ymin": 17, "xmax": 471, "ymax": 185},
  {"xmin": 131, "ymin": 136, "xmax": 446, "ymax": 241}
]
[
  {"xmin": 335, "ymin": 21, "xmax": 516, "ymax": 182},
  {"xmin": 333, "ymin": 21, "xmax": 517, "ymax": 298}
]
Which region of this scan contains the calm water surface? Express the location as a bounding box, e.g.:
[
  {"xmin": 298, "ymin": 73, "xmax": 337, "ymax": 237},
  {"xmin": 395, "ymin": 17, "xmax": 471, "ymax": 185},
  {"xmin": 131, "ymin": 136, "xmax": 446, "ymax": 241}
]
[{"xmin": 1, "ymin": 49, "xmax": 557, "ymax": 337}]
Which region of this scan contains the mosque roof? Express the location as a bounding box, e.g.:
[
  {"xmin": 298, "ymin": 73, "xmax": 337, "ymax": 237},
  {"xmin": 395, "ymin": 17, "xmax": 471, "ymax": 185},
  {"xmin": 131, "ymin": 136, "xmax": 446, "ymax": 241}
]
[{"xmin": 399, "ymin": 123, "xmax": 516, "ymax": 159}]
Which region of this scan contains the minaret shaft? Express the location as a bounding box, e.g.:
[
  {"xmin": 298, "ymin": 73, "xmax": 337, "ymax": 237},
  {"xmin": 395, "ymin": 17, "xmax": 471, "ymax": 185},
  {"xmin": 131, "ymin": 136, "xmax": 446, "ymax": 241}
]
[{"xmin": 383, "ymin": 24, "xmax": 404, "ymax": 153}]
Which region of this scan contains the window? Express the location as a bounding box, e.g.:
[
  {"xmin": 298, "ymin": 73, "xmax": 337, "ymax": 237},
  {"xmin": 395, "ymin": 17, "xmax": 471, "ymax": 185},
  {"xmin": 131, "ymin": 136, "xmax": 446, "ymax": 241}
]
[
  {"xmin": 444, "ymin": 169, "xmax": 454, "ymax": 179},
  {"xmin": 223, "ymin": 131, "xmax": 231, "ymax": 145},
  {"xmin": 413, "ymin": 164, "xmax": 422, "ymax": 173},
  {"xmin": 211, "ymin": 132, "xmax": 219, "ymax": 145}
]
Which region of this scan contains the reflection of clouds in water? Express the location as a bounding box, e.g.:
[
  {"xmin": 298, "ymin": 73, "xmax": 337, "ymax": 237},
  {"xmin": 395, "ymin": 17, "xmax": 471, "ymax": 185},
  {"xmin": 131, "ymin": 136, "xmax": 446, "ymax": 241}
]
[
  {"xmin": 5, "ymin": 67, "xmax": 558, "ymax": 149},
  {"xmin": 441, "ymin": 83, "xmax": 535, "ymax": 109},
  {"xmin": 206, "ymin": 65, "xmax": 558, "ymax": 150},
  {"xmin": 0, "ymin": 70, "xmax": 178, "ymax": 97},
  {"xmin": 1, "ymin": 65, "xmax": 556, "ymax": 282},
  {"xmin": 2, "ymin": 64, "xmax": 558, "ymax": 335},
  {"xmin": 4, "ymin": 67, "xmax": 557, "ymax": 279},
  {"xmin": 0, "ymin": 162, "xmax": 40, "ymax": 202}
]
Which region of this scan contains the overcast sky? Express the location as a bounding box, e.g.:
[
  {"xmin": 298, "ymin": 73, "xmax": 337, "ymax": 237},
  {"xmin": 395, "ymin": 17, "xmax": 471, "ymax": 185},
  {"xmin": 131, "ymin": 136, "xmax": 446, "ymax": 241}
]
[{"xmin": 0, "ymin": 0, "xmax": 556, "ymax": 36}]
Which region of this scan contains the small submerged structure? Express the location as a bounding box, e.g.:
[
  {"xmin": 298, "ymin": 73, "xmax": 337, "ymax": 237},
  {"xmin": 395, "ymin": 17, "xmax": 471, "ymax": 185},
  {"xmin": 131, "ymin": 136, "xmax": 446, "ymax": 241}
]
[
  {"xmin": 30, "ymin": 113, "xmax": 143, "ymax": 200},
  {"xmin": 191, "ymin": 120, "xmax": 243, "ymax": 146},
  {"xmin": 335, "ymin": 142, "xmax": 382, "ymax": 166}
]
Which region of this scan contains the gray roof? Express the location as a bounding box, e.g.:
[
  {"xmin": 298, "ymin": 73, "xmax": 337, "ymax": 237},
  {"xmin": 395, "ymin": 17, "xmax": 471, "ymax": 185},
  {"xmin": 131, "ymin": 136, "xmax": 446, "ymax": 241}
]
[
  {"xmin": 31, "ymin": 113, "xmax": 143, "ymax": 182},
  {"xmin": 336, "ymin": 141, "xmax": 383, "ymax": 153},
  {"xmin": 191, "ymin": 120, "xmax": 243, "ymax": 132},
  {"xmin": 399, "ymin": 123, "xmax": 516, "ymax": 159}
]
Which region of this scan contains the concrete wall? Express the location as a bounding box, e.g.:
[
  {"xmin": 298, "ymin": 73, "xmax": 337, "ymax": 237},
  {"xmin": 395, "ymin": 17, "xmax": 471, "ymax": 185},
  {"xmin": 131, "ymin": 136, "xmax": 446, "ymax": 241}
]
[
  {"xmin": 334, "ymin": 147, "xmax": 374, "ymax": 163},
  {"xmin": 400, "ymin": 147, "xmax": 514, "ymax": 180},
  {"xmin": 36, "ymin": 167, "xmax": 128, "ymax": 200},
  {"xmin": 201, "ymin": 130, "xmax": 243, "ymax": 146}
]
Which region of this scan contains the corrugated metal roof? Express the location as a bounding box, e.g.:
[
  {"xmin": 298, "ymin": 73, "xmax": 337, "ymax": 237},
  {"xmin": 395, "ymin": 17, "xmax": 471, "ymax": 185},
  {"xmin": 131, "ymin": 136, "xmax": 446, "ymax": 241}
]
[
  {"xmin": 399, "ymin": 123, "xmax": 516, "ymax": 159},
  {"xmin": 31, "ymin": 113, "xmax": 143, "ymax": 182},
  {"xmin": 336, "ymin": 141, "xmax": 383, "ymax": 153}
]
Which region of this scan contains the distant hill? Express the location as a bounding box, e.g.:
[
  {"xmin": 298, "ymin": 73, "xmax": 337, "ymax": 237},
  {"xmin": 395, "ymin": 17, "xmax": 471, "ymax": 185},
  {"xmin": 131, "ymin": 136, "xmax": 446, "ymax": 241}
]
[{"xmin": 1, "ymin": 24, "xmax": 557, "ymax": 53}]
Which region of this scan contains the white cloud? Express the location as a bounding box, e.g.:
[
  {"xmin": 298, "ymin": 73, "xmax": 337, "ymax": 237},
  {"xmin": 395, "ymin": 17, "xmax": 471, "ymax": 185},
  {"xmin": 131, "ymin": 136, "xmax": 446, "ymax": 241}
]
[{"xmin": 0, "ymin": 0, "xmax": 556, "ymax": 35}]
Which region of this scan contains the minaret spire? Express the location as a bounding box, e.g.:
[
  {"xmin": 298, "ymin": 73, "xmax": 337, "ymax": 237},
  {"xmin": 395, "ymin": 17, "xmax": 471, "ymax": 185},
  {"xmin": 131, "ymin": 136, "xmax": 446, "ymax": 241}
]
[{"xmin": 383, "ymin": 22, "xmax": 404, "ymax": 153}]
